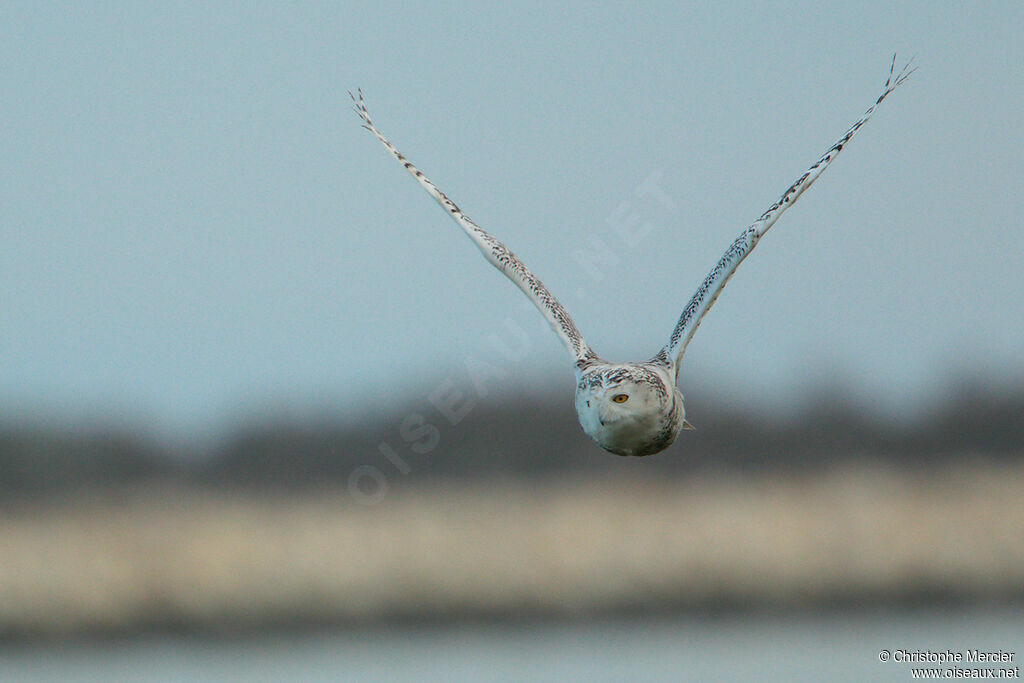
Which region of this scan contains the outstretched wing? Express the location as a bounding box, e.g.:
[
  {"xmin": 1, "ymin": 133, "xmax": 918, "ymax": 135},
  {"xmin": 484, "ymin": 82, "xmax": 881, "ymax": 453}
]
[
  {"xmin": 352, "ymin": 91, "xmax": 597, "ymax": 368},
  {"xmin": 661, "ymin": 55, "xmax": 914, "ymax": 373}
]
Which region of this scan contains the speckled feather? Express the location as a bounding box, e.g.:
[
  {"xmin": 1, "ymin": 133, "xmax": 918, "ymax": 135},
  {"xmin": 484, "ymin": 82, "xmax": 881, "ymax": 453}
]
[
  {"xmin": 662, "ymin": 55, "xmax": 915, "ymax": 373},
  {"xmin": 351, "ymin": 89, "xmax": 597, "ymax": 369}
]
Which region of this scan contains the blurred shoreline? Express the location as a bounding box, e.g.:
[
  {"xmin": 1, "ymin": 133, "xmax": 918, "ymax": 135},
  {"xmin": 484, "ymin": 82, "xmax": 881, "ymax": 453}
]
[
  {"xmin": 2, "ymin": 383, "xmax": 1022, "ymax": 639},
  {"xmin": 2, "ymin": 460, "xmax": 1022, "ymax": 639}
]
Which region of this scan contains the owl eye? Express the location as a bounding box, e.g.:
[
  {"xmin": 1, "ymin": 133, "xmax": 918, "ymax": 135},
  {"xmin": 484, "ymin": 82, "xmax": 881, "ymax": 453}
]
[{"xmin": 612, "ymin": 394, "xmax": 629, "ymax": 403}]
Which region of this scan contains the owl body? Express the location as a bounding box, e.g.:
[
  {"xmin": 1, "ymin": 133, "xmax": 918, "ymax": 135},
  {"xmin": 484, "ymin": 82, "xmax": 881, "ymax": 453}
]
[{"xmin": 574, "ymin": 362, "xmax": 685, "ymax": 457}]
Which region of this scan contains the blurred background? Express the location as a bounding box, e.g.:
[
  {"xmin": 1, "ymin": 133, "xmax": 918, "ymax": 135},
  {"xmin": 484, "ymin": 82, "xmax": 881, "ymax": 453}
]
[{"xmin": 2, "ymin": 1, "xmax": 1022, "ymax": 681}]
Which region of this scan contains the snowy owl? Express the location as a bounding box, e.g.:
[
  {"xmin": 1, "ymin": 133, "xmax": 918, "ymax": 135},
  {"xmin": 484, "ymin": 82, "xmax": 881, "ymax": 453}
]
[{"xmin": 353, "ymin": 57, "xmax": 913, "ymax": 457}]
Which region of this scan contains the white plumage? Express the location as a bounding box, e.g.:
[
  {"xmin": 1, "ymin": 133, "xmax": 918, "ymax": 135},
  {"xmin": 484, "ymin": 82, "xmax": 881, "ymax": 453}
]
[{"xmin": 353, "ymin": 56, "xmax": 913, "ymax": 456}]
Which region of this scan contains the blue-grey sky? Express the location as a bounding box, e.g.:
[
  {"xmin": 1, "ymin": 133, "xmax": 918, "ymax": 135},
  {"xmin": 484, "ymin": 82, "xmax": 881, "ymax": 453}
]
[{"xmin": 3, "ymin": 2, "xmax": 1022, "ymax": 437}]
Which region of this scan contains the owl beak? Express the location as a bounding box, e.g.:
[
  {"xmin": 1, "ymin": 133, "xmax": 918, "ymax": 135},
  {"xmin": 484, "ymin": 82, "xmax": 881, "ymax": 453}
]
[{"xmin": 682, "ymin": 420, "xmax": 696, "ymax": 431}]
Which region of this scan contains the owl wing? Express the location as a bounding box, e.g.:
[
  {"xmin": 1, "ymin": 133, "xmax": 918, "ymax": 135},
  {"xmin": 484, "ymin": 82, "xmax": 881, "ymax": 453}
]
[
  {"xmin": 660, "ymin": 55, "xmax": 914, "ymax": 374},
  {"xmin": 352, "ymin": 91, "xmax": 598, "ymax": 368}
]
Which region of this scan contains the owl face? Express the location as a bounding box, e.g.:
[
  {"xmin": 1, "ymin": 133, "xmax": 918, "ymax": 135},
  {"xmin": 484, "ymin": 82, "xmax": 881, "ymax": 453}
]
[{"xmin": 574, "ymin": 365, "xmax": 684, "ymax": 456}]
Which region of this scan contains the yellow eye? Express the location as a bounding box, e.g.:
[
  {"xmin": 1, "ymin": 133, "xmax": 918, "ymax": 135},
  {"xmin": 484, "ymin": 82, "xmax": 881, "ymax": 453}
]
[{"xmin": 612, "ymin": 394, "xmax": 629, "ymax": 403}]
